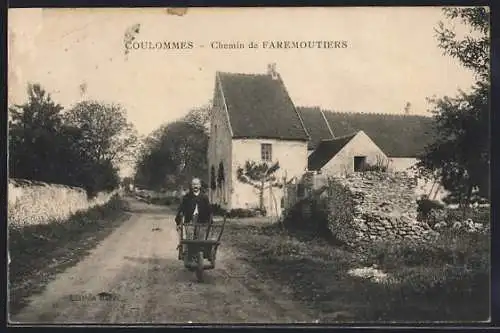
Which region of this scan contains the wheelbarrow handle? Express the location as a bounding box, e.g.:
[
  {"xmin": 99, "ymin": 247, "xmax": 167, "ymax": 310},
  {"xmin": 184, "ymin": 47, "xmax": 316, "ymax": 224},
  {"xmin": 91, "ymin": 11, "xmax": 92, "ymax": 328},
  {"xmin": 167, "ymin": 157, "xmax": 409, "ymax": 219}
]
[{"xmin": 216, "ymin": 216, "xmax": 227, "ymax": 243}]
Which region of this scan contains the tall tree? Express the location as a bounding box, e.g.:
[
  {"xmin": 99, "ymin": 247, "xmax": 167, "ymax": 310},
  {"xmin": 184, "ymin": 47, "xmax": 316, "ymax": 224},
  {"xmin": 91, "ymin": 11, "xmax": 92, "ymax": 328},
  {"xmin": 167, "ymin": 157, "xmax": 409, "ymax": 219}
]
[
  {"xmin": 417, "ymin": 7, "xmax": 490, "ymax": 208},
  {"xmin": 64, "ymin": 100, "xmax": 139, "ymax": 165},
  {"xmin": 9, "ymin": 84, "xmax": 134, "ymax": 196},
  {"xmin": 183, "ymin": 103, "xmax": 212, "ymax": 133},
  {"xmin": 134, "ymin": 105, "xmax": 210, "ymax": 190},
  {"xmin": 9, "ymin": 84, "xmax": 71, "ymax": 183}
]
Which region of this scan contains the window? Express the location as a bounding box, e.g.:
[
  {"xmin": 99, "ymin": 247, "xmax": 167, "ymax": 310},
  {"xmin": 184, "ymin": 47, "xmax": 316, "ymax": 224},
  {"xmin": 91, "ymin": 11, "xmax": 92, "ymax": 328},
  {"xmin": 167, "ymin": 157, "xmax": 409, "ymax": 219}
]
[
  {"xmin": 354, "ymin": 156, "xmax": 367, "ymax": 172},
  {"xmin": 210, "ymin": 166, "xmax": 216, "ymax": 190},
  {"xmin": 261, "ymin": 143, "xmax": 272, "ymax": 162},
  {"xmin": 217, "ymin": 162, "xmax": 225, "ymax": 187}
]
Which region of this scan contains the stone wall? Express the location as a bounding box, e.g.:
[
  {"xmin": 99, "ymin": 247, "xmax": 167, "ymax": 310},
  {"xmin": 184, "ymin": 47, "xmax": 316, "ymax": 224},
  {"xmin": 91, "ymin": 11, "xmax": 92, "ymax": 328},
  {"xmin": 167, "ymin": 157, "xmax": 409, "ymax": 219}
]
[
  {"xmin": 208, "ymin": 75, "xmax": 233, "ymax": 209},
  {"xmin": 8, "ymin": 178, "xmax": 118, "ymax": 228},
  {"xmin": 328, "ymin": 172, "xmax": 439, "ymax": 247}
]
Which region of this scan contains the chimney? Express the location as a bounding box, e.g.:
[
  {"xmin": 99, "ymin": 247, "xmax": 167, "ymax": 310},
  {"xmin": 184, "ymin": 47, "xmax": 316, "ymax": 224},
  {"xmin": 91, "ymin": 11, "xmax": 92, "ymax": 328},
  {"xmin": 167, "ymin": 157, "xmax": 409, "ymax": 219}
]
[{"xmin": 267, "ymin": 63, "xmax": 278, "ymax": 80}]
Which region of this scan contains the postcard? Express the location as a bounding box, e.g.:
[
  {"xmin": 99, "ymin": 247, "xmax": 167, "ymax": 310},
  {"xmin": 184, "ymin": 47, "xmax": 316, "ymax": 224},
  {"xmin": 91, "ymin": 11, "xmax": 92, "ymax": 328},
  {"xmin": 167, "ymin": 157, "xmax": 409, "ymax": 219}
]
[{"xmin": 7, "ymin": 6, "xmax": 491, "ymax": 325}]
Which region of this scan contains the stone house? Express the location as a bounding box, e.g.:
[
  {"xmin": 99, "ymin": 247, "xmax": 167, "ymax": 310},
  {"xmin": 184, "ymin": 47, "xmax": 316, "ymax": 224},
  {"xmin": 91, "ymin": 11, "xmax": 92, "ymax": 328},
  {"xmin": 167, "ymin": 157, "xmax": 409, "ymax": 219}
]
[
  {"xmin": 297, "ymin": 107, "xmax": 436, "ymax": 175},
  {"xmin": 207, "ymin": 65, "xmax": 310, "ymax": 215},
  {"xmin": 307, "ymin": 130, "xmax": 388, "ymax": 175},
  {"xmin": 208, "ymin": 66, "xmax": 442, "ymax": 215},
  {"xmin": 293, "ymin": 107, "xmax": 447, "ymax": 204}
]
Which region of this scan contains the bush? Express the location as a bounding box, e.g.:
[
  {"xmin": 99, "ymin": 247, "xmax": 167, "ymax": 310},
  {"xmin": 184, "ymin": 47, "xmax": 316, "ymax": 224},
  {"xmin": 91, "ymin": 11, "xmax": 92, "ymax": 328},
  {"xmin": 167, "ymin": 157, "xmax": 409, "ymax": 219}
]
[
  {"xmin": 363, "ymin": 231, "xmax": 490, "ymax": 271},
  {"xmin": 444, "ymin": 206, "xmax": 490, "ymax": 225},
  {"xmin": 391, "ymin": 264, "xmax": 489, "ymax": 298},
  {"xmin": 416, "ymin": 196, "xmax": 445, "ymax": 225},
  {"xmin": 228, "ymin": 208, "xmax": 261, "ymax": 218},
  {"xmin": 363, "ymin": 229, "xmax": 490, "ymax": 320},
  {"xmin": 211, "ymin": 204, "xmax": 228, "ymax": 217},
  {"xmin": 361, "ymin": 163, "xmax": 388, "ymax": 172},
  {"xmin": 150, "ymin": 196, "xmax": 180, "ymax": 206},
  {"xmin": 324, "ymin": 180, "xmax": 355, "ymax": 243},
  {"xmin": 282, "ymin": 180, "xmax": 355, "ymax": 245}
]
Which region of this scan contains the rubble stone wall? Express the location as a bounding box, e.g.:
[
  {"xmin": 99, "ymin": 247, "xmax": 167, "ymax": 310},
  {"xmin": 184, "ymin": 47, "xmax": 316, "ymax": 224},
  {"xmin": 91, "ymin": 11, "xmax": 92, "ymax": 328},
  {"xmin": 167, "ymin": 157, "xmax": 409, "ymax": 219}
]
[{"xmin": 326, "ymin": 172, "xmax": 439, "ymax": 247}]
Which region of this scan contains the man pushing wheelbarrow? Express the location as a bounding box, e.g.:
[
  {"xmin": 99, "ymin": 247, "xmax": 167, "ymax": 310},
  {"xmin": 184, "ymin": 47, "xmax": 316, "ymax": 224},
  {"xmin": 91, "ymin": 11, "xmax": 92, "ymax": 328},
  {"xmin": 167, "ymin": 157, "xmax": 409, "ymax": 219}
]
[{"xmin": 174, "ymin": 177, "xmax": 226, "ymax": 282}]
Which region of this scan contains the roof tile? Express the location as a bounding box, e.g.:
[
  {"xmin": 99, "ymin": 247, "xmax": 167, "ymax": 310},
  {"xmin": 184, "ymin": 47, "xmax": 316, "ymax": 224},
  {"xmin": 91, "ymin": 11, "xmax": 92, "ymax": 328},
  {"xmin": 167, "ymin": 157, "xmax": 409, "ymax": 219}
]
[
  {"xmin": 218, "ymin": 72, "xmax": 309, "ymax": 141},
  {"xmin": 297, "ymin": 107, "xmax": 334, "ymax": 150}
]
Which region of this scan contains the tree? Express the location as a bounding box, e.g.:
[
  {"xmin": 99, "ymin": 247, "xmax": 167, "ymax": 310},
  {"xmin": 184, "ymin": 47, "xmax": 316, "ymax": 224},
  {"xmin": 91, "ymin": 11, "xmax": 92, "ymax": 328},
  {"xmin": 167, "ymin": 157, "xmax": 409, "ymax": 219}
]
[
  {"xmin": 404, "ymin": 102, "xmax": 411, "ymax": 115},
  {"xmin": 62, "ymin": 100, "xmax": 139, "ymax": 196},
  {"xmin": 134, "ymin": 144, "xmax": 177, "ymax": 190},
  {"xmin": 8, "ymin": 83, "xmax": 77, "ymax": 184},
  {"xmin": 417, "ymin": 7, "xmax": 490, "ymax": 211},
  {"xmin": 435, "ymin": 7, "xmax": 489, "ymax": 81},
  {"xmin": 183, "ymin": 103, "xmax": 212, "ymax": 133},
  {"xmin": 8, "ymin": 84, "xmax": 136, "ymax": 196},
  {"xmin": 64, "ymin": 101, "xmax": 139, "ymax": 165},
  {"xmin": 134, "ymin": 105, "xmax": 210, "ymax": 190},
  {"xmin": 236, "ymin": 160, "xmax": 281, "ymax": 215}
]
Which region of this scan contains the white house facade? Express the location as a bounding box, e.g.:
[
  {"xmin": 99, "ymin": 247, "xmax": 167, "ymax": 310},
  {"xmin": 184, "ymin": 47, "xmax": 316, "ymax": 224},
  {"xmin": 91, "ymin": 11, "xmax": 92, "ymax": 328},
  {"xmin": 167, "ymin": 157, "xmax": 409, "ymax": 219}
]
[
  {"xmin": 231, "ymin": 138, "xmax": 308, "ymax": 215},
  {"xmin": 308, "ymin": 130, "xmax": 388, "ymax": 176},
  {"xmin": 207, "ymin": 66, "xmax": 309, "ymax": 216}
]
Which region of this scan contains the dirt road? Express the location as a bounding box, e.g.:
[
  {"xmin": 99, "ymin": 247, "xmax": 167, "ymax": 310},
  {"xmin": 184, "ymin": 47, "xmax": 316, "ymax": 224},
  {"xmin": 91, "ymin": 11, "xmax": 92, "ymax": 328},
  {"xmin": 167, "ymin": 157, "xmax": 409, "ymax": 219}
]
[{"xmin": 10, "ymin": 198, "xmax": 315, "ymax": 324}]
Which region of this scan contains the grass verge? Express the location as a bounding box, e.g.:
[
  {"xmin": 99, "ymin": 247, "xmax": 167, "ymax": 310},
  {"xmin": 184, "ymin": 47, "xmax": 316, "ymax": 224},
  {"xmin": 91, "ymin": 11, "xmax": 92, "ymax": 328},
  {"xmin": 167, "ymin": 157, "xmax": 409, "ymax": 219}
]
[
  {"xmin": 8, "ymin": 195, "xmax": 131, "ymax": 316},
  {"xmin": 223, "ymin": 218, "xmax": 490, "ymax": 323}
]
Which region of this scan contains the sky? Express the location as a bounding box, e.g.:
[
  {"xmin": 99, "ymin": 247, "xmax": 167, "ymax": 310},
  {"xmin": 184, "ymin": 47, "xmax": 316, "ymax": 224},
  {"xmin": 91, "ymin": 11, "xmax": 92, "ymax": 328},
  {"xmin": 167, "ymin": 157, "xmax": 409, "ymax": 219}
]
[{"xmin": 8, "ymin": 7, "xmax": 480, "ymax": 176}]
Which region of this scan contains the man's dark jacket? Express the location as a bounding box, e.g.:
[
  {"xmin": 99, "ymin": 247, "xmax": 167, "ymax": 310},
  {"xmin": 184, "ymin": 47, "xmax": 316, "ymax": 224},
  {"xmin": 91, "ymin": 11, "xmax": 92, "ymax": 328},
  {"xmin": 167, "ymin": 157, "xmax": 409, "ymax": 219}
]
[{"xmin": 175, "ymin": 191, "xmax": 212, "ymax": 225}]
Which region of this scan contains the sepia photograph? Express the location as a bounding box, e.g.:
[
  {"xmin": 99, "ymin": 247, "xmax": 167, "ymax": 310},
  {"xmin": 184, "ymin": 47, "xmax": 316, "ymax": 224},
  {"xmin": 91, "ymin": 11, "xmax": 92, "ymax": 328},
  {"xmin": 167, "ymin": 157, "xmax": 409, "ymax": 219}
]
[{"xmin": 7, "ymin": 6, "xmax": 491, "ymax": 324}]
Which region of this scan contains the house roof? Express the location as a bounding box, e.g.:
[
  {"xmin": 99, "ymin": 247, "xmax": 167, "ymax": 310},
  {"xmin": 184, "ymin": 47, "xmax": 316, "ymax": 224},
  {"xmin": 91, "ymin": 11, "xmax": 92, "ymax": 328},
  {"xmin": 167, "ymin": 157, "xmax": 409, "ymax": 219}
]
[
  {"xmin": 307, "ymin": 132, "xmax": 358, "ymax": 171},
  {"xmin": 316, "ymin": 110, "xmax": 436, "ymax": 157},
  {"xmin": 296, "ymin": 107, "xmax": 334, "ymax": 150},
  {"xmin": 217, "ymin": 72, "xmax": 309, "ymax": 141}
]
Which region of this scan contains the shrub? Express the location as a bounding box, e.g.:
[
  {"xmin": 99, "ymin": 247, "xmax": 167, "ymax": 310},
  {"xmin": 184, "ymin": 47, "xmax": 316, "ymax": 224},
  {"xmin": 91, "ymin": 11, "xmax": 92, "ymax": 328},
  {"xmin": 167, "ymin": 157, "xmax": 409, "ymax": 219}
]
[
  {"xmin": 416, "ymin": 196, "xmax": 445, "ymax": 225},
  {"xmin": 211, "ymin": 204, "xmax": 228, "ymax": 217},
  {"xmin": 363, "ymin": 230, "xmax": 490, "ymax": 271},
  {"xmin": 361, "ymin": 163, "xmax": 388, "ymax": 172},
  {"xmin": 444, "ymin": 207, "xmax": 490, "ymax": 225},
  {"xmin": 324, "ymin": 179, "xmax": 356, "ymax": 244},
  {"xmin": 282, "ymin": 196, "xmax": 324, "ymax": 233},
  {"xmin": 149, "ymin": 196, "xmax": 180, "ymax": 206},
  {"xmin": 227, "ymin": 208, "xmax": 261, "ymax": 218},
  {"xmin": 282, "ymin": 180, "xmax": 355, "ymax": 244}
]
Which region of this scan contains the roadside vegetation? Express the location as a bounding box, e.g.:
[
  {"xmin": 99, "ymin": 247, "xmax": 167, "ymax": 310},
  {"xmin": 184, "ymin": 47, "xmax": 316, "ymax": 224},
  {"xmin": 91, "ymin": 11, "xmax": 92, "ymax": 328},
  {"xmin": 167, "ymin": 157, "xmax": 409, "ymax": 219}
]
[
  {"xmin": 223, "ymin": 209, "xmax": 489, "ymax": 322},
  {"xmin": 9, "ymin": 196, "xmax": 130, "ymax": 315}
]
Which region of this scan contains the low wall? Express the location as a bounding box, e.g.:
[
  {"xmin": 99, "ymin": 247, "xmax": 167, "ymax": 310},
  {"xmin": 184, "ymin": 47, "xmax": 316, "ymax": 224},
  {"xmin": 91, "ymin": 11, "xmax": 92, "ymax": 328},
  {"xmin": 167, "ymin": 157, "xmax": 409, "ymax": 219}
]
[
  {"xmin": 8, "ymin": 178, "xmax": 119, "ymax": 228},
  {"xmin": 328, "ymin": 172, "xmax": 439, "ymax": 247},
  {"xmin": 284, "ymin": 172, "xmax": 441, "ymax": 248}
]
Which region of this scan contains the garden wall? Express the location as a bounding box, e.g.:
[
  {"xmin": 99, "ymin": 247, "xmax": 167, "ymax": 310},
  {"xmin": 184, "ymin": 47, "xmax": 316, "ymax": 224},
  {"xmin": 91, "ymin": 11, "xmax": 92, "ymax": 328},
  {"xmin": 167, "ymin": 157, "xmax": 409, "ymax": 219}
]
[
  {"xmin": 329, "ymin": 172, "xmax": 440, "ymax": 247},
  {"xmin": 8, "ymin": 178, "xmax": 119, "ymax": 228},
  {"xmin": 284, "ymin": 172, "xmax": 440, "ymax": 248}
]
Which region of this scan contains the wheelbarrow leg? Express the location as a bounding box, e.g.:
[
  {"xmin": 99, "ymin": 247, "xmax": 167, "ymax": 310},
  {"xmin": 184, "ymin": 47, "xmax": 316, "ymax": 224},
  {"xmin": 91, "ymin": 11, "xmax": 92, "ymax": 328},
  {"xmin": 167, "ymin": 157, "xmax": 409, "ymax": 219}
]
[{"xmin": 195, "ymin": 250, "xmax": 204, "ymax": 282}]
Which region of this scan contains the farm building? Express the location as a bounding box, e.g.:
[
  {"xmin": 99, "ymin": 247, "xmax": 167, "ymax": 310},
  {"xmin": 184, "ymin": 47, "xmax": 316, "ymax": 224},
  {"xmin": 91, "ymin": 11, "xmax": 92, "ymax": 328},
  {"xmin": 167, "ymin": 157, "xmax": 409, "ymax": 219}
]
[
  {"xmin": 208, "ymin": 65, "xmax": 439, "ymax": 216},
  {"xmin": 207, "ymin": 64, "xmax": 309, "ymax": 215},
  {"xmin": 297, "ymin": 107, "xmax": 436, "ymax": 175},
  {"xmin": 295, "ymin": 106, "xmax": 334, "ymax": 155},
  {"xmin": 307, "ymin": 131, "xmax": 388, "ymax": 175}
]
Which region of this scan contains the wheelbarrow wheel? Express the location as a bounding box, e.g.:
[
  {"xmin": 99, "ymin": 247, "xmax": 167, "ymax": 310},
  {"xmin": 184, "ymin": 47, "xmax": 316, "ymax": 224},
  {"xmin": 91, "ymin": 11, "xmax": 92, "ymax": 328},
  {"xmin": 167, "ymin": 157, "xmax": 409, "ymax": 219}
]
[{"xmin": 195, "ymin": 251, "xmax": 204, "ymax": 282}]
